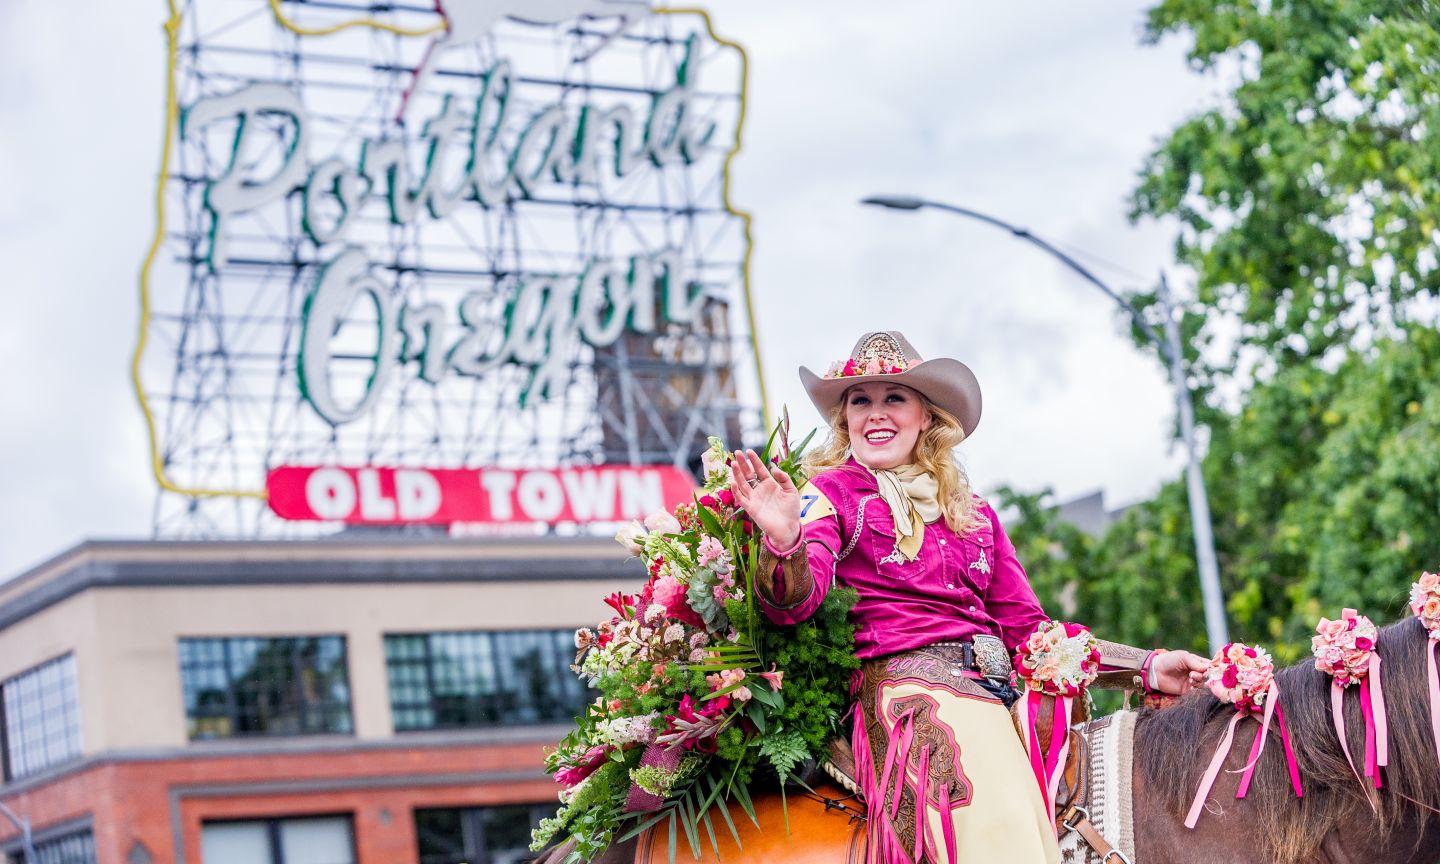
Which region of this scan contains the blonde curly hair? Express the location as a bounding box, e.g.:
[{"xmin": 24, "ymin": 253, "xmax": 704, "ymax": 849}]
[{"xmin": 802, "ymin": 387, "xmax": 985, "ymax": 535}]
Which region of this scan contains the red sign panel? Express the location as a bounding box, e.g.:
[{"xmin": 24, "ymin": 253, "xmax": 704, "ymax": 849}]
[{"xmin": 266, "ymin": 465, "xmax": 695, "ymax": 525}]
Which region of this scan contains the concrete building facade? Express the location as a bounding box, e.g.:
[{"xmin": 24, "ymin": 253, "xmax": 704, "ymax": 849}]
[{"xmin": 0, "ymin": 538, "xmax": 638, "ymax": 864}]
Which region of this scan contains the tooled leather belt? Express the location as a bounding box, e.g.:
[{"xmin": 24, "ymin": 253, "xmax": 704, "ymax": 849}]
[{"xmin": 858, "ymin": 636, "xmax": 1014, "ymax": 708}]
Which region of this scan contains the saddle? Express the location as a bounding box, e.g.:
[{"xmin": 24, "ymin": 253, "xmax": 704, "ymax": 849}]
[{"xmin": 819, "ymin": 696, "xmax": 1136, "ymax": 864}]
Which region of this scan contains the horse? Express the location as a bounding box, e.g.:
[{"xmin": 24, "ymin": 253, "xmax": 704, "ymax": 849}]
[{"xmin": 537, "ymin": 617, "xmax": 1440, "ymax": 863}]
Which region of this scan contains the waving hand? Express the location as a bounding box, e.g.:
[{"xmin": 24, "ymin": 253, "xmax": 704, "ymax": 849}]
[{"xmin": 729, "ymin": 449, "xmax": 802, "ymax": 550}]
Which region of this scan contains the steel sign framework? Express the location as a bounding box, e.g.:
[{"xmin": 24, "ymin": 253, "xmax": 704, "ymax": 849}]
[{"xmin": 134, "ymin": 0, "xmax": 764, "ymax": 536}]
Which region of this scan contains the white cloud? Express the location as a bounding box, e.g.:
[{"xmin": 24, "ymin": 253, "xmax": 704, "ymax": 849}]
[{"xmin": 0, "ymin": 0, "xmax": 1222, "ymax": 578}]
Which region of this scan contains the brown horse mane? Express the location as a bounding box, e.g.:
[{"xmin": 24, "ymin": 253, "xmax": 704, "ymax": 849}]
[{"xmin": 1135, "ymin": 617, "xmax": 1440, "ymax": 864}]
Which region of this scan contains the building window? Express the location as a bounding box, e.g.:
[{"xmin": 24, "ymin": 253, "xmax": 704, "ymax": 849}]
[
  {"xmin": 178, "ymin": 637, "xmax": 352, "ymax": 740},
  {"xmin": 201, "ymin": 816, "xmax": 354, "ymax": 864},
  {"xmin": 415, "ymin": 804, "xmax": 552, "ymax": 864},
  {"xmin": 4, "ymin": 827, "xmax": 95, "ymax": 864},
  {"xmin": 385, "ymin": 630, "xmax": 587, "ymax": 731},
  {"xmin": 1, "ymin": 654, "xmax": 83, "ymax": 781}
]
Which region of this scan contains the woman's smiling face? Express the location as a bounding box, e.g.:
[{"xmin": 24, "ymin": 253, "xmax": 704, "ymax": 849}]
[{"xmin": 844, "ymin": 382, "xmax": 932, "ymax": 470}]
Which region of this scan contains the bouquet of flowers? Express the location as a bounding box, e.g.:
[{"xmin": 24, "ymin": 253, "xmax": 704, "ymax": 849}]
[
  {"xmin": 1014, "ymin": 620, "xmax": 1100, "ymax": 698},
  {"xmin": 531, "ymin": 427, "xmax": 860, "ymax": 863},
  {"xmin": 1411, "ymin": 570, "xmax": 1440, "ymax": 640},
  {"xmin": 1203, "ymin": 642, "xmax": 1275, "ymax": 713},
  {"xmin": 1013, "ymin": 620, "xmax": 1099, "ymax": 814},
  {"xmin": 1311, "ymin": 609, "xmax": 1379, "ymax": 686}
]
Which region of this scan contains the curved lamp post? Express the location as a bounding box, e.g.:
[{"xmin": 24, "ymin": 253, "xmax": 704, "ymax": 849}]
[
  {"xmin": 861, "ymin": 194, "xmax": 1228, "ymax": 652},
  {"xmin": 0, "ymin": 802, "xmax": 35, "ymax": 864}
]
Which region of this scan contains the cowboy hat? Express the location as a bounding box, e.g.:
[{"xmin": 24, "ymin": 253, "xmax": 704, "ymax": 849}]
[{"xmin": 799, "ymin": 331, "xmax": 983, "ymax": 437}]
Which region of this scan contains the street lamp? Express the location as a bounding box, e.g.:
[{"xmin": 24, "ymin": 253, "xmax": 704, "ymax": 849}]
[
  {"xmin": 0, "ymin": 802, "xmax": 36, "ymax": 864},
  {"xmin": 862, "ymin": 194, "xmax": 1228, "ymax": 652}
]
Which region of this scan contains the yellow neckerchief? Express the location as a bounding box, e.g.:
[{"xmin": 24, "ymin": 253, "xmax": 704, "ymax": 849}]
[{"xmin": 867, "ymin": 463, "xmax": 940, "ymax": 562}]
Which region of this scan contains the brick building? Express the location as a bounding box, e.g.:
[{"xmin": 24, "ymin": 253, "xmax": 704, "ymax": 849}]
[{"xmin": 0, "ymin": 537, "xmax": 638, "ymax": 864}]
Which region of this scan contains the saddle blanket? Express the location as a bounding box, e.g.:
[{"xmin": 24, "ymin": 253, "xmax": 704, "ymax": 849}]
[{"xmin": 1059, "ymin": 709, "xmax": 1137, "ymax": 864}]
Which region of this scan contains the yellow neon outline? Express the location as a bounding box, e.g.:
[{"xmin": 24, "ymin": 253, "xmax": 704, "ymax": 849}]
[
  {"xmin": 133, "ymin": 3, "xmax": 766, "ymax": 502},
  {"xmin": 134, "ymin": 0, "xmax": 267, "ymax": 500},
  {"xmin": 267, "ymin": 0, "xmax": 443, "ymax": 37},
  {"xmin": 653, "ymin": 7, "xmax": 772, "ymax": 433}
]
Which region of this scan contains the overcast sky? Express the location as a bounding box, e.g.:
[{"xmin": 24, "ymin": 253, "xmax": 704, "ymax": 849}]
[{"xmin": 0, "ymin": 1, "xmax": 1225, "ymax": 580}]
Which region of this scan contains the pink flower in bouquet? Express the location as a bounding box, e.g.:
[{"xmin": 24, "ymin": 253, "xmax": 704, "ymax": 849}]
[
  {"xmin": 697, "ymin": 536, "xmax": 727, "ymax": 567},
  {"xmin": 644, "ymin": 510, "xmax": 682, "ymax": 535},
  {"xmin": 1318, "ymin": 617, "xmax": 1349, "ymax": 642},
  {"xmin": 730, "ymin": 686, "xmax": 753, "ymax": 702},
  {"xmin": 574, "ymin": 628, "xmax": 594, "ymax": 650},
  {"xmin": 706, "ymin": 668, "xmax": 746, "ymax": 690},
  {"xmin": 662, "ymin": 623, "xmax": 686, "ymax": 644},
  {"xmin": 643, "ymin": 603, "xmax": 667, "ymax": 626},
  {"xmin": 555, "ymin": 744, "xmax": 611, "ymax": 788},
  {"xmin": 1425, "ymin": 596, "xmax": 1440, "ymax": 621},
  {"xmin": 759, "ymin": 665, "xmax": 784, "ymax": 691},
  {"xmin": 651, "ymin": 574, "xmax": 704, "ymax": 629}
]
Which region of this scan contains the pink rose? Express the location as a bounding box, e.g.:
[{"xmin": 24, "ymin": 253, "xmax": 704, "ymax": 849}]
[
  {"xmin": 1418, "ymin": 571, "xmax": 1440, "ymax": 593},
  {"xmin": 1318, "ymin": 617, "xmax": 1349, "ymax": 642},
  {"xmin": 1424, "ymin": 596, "xmax": 1440, "ymax": 619},
  {"xmin": 651, "ymin": 574, "xmax": 704, "ymax": 628}
]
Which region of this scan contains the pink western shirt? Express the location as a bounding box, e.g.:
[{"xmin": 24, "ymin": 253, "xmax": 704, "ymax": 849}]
[{"xmin": 760, "ymin": 459, "xmax": 1049, "ymax": 660}]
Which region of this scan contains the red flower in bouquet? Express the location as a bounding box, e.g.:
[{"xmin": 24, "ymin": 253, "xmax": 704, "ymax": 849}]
[{"xmin": 555, "ymin": 744, "xmax": 612, "ymax": 788}]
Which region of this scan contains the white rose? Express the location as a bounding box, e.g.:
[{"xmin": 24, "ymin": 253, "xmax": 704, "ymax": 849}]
[
  {"xmin": 614, "ymin": 521, "xmax": 646, "ymax": 555},
  {"xmin": 644, "ymin": 510, "xmax": 683, "ymax": 535}
]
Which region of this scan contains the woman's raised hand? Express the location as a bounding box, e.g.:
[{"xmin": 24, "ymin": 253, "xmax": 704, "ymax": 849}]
[{"xmin": 729, "ymin": 449, "xmax": 802, "ymax": 550}]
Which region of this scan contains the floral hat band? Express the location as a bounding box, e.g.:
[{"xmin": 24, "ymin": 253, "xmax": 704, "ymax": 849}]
[{"xmin": 799, "ymin": 331, "xmax": 984, "ymax": 437}]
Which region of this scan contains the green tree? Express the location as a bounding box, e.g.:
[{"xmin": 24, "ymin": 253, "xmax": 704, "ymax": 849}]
[{"xmin": 1004, "ymin": 0, "xmax": 1440, "ymax": 663}]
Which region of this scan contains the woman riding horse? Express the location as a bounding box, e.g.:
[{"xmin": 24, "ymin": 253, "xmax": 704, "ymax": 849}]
[{"xmin": 730, "ymin": 331, "xmax": 1211, "ymax": 863}]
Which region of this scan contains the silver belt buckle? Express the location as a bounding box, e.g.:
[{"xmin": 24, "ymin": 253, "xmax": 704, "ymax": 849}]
[{"xmin": 970, "ymin": 634, "xmax": 1012, "ymax": 681}]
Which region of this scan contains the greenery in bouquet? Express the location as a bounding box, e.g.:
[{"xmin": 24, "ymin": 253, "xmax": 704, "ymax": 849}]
[{"xmin": 530, "ymin": 424, "xmax": 860, "ymax": 862}]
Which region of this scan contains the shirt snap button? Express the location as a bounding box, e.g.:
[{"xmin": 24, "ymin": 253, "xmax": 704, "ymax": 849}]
[
  {"xmin": 968, "ymin": 605, "xmax": 977, "ymax": 612},
  {"xmin": 939, "ymin": 539, "xmax": 947, "ymax": 545}
]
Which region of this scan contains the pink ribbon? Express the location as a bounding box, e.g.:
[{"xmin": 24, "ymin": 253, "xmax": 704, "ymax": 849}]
[
  {"xmin": 1234, "ymin": 680, "xmax": 1280, "ymax": 799},
  {"xmin": 1234, "ymin": 681, "xmax": 1303, "ymax": 800},
  {"xmin": 1275, "ymin": 702, "xmax": 1304, "ymax": 798},
  {"xmin": 1045, "ymin": 695, "xmax": 1073, "ymax": 819},
  {"xmin": 1359, "ymin": 659, "xmax": 1389, "ymax": 790},
  {"xmin": 1187, "ymin": 680, "xmax": 1304, "ymax": 829},
  {"xmin": 1026, "ymin": 690, "xmax": 1047, "ymax": 810},
  {"xmin": 1429, "ymin": 641, "xmax": 1440, "ymax": 769},
  {"xmin": 1185, "ymin": 712, "xmax": 1243, "ymax": 829},
  {"xmin": 1330, "ymin": 683, "xmax": 1364, "ymax": 787},
  {"xmin": 1024, "ymin": 691, "xmax": 1074, "ymax": 816}
]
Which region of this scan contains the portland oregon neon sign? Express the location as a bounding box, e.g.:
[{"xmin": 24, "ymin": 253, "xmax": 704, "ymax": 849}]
[{"xmin": 133, "ymin": 0, "xmax": 762, "ymax": 531}]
